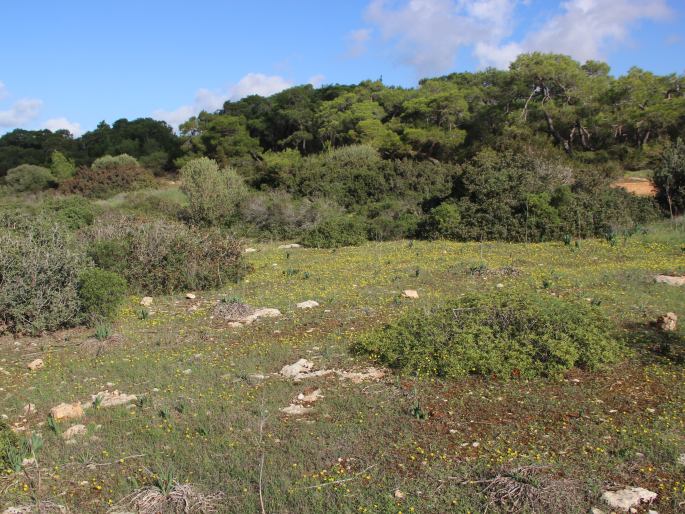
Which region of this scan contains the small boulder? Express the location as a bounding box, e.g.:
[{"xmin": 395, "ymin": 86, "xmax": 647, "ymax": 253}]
[
  {"xmin": 242, "ymin": 308, "xmax": 282, "ymax": 324},
  {"xmin": 243, "ymin": 248, "xmax": 257, "ymax": 253},
  {"xmin": 185, "ymin": 293, "xmax": 196, "ymax": 300},
  {"xmin": 602, "ymin": 487, "xmax": 657, "ymax": 511},
  {"xmin": 62, "ymin": 424, "xmax": 86, "ymax": 440},
  {"xmin": 297, "ymin": 388, "xmax": 322, "ymax": 403},
  {"xmin": 280, "ymin": 359, "xmax": 314, "ymax": 379},
  {"xmin": 27, "ymin": 359, "xmax": 44, "ymax": 371},
  {"xmin": 297, "ymin": 300, "xmax": 320, "ymax": 309},
  {"xmin": 278, "ymin": 243, "xmax": 301, "ymax": 249},
  {"xmin": 91, "ymin": 390, "xmax": 137, "ymax": 408},
  {"xmin": 394, "ymin": 489, "xmax": 406, "ymax": 500},
  {"xmin": 140, "ymin": 296, "xmax": 153, "ymax": 307},
  {"xmin": 654, "ymin": 275, "xmax": 685, "ymax": 286},
  {"xmin": 656, "ymin": 312, "xmax": 677, "ymax": 332},
  {"xmin": 280, "ymin": 404, "xmax": 313, "ymax": 415},
  {"xmin": 22, "ymin": 404, "xmax": 36, "ymax": 416},
  {"xmin": 402, "ymin": 289, "xmax": 419, "ymax": 299},
  {"xmin": 50, "ymin": 402, "xmax": 84, "ymax": 420}
]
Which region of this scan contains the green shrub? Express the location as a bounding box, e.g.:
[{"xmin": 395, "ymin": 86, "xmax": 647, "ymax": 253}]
[
  {"xmin": 78, "ymin": 268, "xmax": 127, "ymax": 323},
  {"xmin": 5, "ymin": 164, "xmax": 56, "ymax": 193},
  {"xmin": 0, "ymin": 419, "xmax": 20, "ymax": 471},
  {"xmin": 91, "ymin": 153, "xmax": 140, "ymax": 171},
  {"xmin": 180, "ymin": 157, "xmax": 247, "ymax": 226},
  {"xmin": 43, "ymin": 196, "xmax": 99, "ymax": 230},
  {"xmin": 0, "ymin": 219, "xmax": 88, "ymax": 334},
  {"xmin": 86, "ymin": 216, "xmax": 247, "ymax": 294},
  {"xmin": 353, "ymin": 291, "xmax": 622, "ymax": 379},
  {"xmin": 300, "ymin": 215, "xmax": 368, "ymax": 248},
  {"xmin": 49, "ymin": 151, "xmax": 76, "ymax": 181},
  {"xmin": 653, "ymin": 138, "xmax": 685, "ymax": 216},
  {"xmin": 59, "ymin": 158, "xmax": 154, "ymax": 199},
  {"xmin": 419, "ymin": 202, "xmax": 461, "ymax": 240}
]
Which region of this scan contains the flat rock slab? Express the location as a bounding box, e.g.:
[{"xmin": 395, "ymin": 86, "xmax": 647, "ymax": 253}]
[
  {"xmin": 280, "ymin": 404, "xmax": 314, "ymax": 415},
  {"xmin": 602, "ymin": 487, "xmax": 657, "ymax": 511},
  {"xmin": 50, "ymin": 402, "xmax": 84, "ymax": 420},
  {"xmin": 296, "ymin": 300, "xmax": 320, "ymax": 309},
  {"xmin": 62, "ymin": 424, "xmax": 87, "ymax": 440},
  {"xmin": 654, "ymin": 275, "xmax": 685, "ymax": 286},
  {"xmin": 91, "ymin": 390, "xmax": 137, "ymax": 408},
  {"xmin": 140, "ymin": 296, "xmax": 153, "ymax": 306},
  {"xmin": 278, "ymin": 243, "xmax": 301, "ymax": 249},
  {"xmin": 402, "ymin": 289, "xmax": 419, "ymax": 299},
  {"xmin": 27, "ymin": 358, "xmax": 44, "ymax": 371}
]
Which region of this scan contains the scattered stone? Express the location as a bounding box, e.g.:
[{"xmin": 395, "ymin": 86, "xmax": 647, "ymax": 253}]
[
  {"xmin": 91, "ymin": 390, "xmax": 137, "ymax": 408},
  {"xmin": 297, "ymin": 388, "xmax": 322, "ymax": 403},
  {"xmin": 297, "ymin": 300, "xmax": 320, "ymax": 309},
  {"xmin": 185, "ymin": 293, "xmax": 196, "ymax": 300},
  {"xmin": 242, "ymin": 308, "xmax": 282, "ymax": 324},
  {"xmin": 278, "ymin": 243, "xmax": 301, "ymax": 249},
  {"xmin": 22, "ymin": 403, "xmax": 36, "ymax": 416},
  {"xmin": 3, "ymin": 507, "xmax": 33, "ymax": 514},
  {"xmin": 247, "ymin": 374, "xmax": 266, "ymax": 384},
  {"xmin": 21, "ymin": 457, "xmax": 36, "ymax": 467},
  {"xmin": 677, "ymin": 453, "xmax": 685, "ymax": 466},
  {"xmin": 62, "ymin": 424, "xmax": 87, "ymax": 440},
  {"xmin": 402, "ymin": 289, "xmax": 419, "ymax": 299},
  {"xmin": 602, "ymin": 487, "xmax": 657, "ymax": 511},
  {"xmin": 140, "ymin": 296, "xmax": 153, "ymax": 307},
  {"xmin": 496, "ymin": 283, "xmax": 504, "ymax": 288},
  {"xmin": 183, "ymin": 369, "xmax": 192, "ymax": 375},
  {"xmin": 654, "ymin": 275, "xmax": 685, "ymax": 286},
  {"xmin": 280, "ymin": 404, "xmax": 313, "ymax": 415},
  {"xmin": 243, "ymin": 248, "xmax": 257, "ymax": 253},
  {"xmin": 227, "ymin": 322, "xmax": 243, "ymax": 328},
  {"xmin": 590, "ymin": 508, "xmax": 606, "ymax": 514},
  {"xmin": 27, "ymin": 358, "xmax": 44, "ymax": 371},
  {"xmin": 394, "ymin": 489, "xmax": 405, "ymax": 499},
  {"xmin": 280, "ymin": 359, "xmax": 315, "ymax": 379},
  {"xmin": 50, "ymin": 402, "xmax": 84, "ymax": 420},
  {"xmin": 655, "ymin": 312, "xmax": 677, "ymax": 332},
  {"xmin": 337, "ymin": 368, "xmax": 385, "ymax": 383}
]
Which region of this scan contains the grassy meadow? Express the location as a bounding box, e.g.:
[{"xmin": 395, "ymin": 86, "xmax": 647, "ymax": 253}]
[{"xmin": 1, "ymin": 224, "xmax": 684, "ymax": 513}]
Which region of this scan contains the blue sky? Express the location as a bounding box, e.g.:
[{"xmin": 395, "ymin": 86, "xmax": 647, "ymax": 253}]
[{"xmin": 1, "ymin": 0, "xmax": 683, "ymax": 135}]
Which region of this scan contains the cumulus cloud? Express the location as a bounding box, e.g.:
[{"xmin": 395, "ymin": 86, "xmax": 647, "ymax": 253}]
[
  {"xmin": 363, "ymin": 0, "xmax": 672, "ymax": 74},
  {"xmin": 345, "ymin": 28, "xmax": 372, "ymax": 58},
  {"xmin": 308, "ymin": 74, "xmax": 326, "ymax": 87},
  {"xmin": 0, "ymin": 97, "xmax": 43, "ymax": 128},
  {"xmin": 42, "ymin": 117, "xmax": 82, "ymax": 136},
  {"xmin": 153, "ymin": 73, "xmax": 294, "ymax": 129}
]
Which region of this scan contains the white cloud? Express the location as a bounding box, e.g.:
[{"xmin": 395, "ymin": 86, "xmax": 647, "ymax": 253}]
[
  {"xmin": 0, "ymin": 98, "xmax": 43, "ymax": 128},
  {"xmin": 153, "ymin": 73, "xmax": 294, "ymax": 129},
  {"xmin": 365, "ymin": 0, "xmax": 518, "ymax": 74},
  {"xmin": 308, "ymin": 74, "xmax": 326, "ymax": 87},
  {"xmin": 363, "ymin": 0, "xmax": 672, "ymax": 74},
  {"xmin": 0, "ymin": 81, "xmax": 8, "ymax": 101},
  {"xmin": 345, "ymin": 28, "xmax": 372, "ymax": 58},
  {"xmin": 42, "ymin": 117, "xmax": 82, "ymax": 136}
]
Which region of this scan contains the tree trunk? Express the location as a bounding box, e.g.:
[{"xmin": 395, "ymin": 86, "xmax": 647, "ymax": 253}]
[{"xmin": 544, "ymin": 111, "xmax": 572, "ymax": 154}]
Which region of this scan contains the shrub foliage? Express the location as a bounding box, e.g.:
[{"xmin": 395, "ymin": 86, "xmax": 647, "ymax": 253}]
[{"xmin": 353, "ymin": 291, "xmax": 622, "ymax": 379}]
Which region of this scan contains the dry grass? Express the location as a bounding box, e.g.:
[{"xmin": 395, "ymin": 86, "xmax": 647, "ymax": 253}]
[
  {"xmin": 113, "ymin": 483, "xmax": 224, "ymax": 514},
  {"xmin": 467, "ymin": 465, "xmax": 582, "ymax": 513}
]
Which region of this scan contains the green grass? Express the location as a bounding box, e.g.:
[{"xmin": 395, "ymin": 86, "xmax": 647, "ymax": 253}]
[{"xmin": 1, "ymin": 229, "xmax": 684, "ymax": 513}]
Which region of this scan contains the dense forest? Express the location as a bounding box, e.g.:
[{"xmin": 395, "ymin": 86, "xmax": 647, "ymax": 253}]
[{"xmin": 1, "ymin": 53, "xmax": 684, "ymax": 244}]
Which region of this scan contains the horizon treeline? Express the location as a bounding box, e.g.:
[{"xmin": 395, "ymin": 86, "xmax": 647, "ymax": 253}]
[{"xmin": 1, "ymin": 52, "xmax": 684, "ymax": 176}]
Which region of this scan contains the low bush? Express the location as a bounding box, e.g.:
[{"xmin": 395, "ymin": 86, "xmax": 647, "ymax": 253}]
[
  {"xmin": 0, "ymin": 219, "xmax": 88, "ymax": 334},
  {"xmin": 5, "ymin": 164, "xmax": 56, "ymax": 193},
  {"xmin": 0, "ymin": 419, "xmax": 20, "ymax": 471},
  {"xmin": 42, "ymin": 196, "xmax": 100, "ymax": 230},
  {"xmin": 78, "ymin": 268, "xmax": 128, "ymax": 323},
  {"xmin": 86, "ymin": 216, "xmax": 247, "ymax": 294},
  {"xmin": 353, "ymin": 291, "xmax": 622, "ymax": 379},
  {"xmin": 300, "ymin": 215, "xmax": 368, "ymax": 248},
  {"xmin": 91, "ymin": 154, "xmax": 141, "ymax": 171},
  {"xmin": 59, "ymin": 159, "xmax": 154, "ymax": 199},
  {"xmin": 418, "ymin": 202, "xmax": 461, "ymax": 240},
  {"xmin": 180, "ymin": 157, "xmax": 247, "ymax": 226}
]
